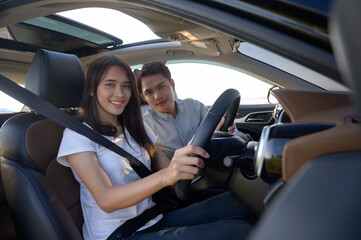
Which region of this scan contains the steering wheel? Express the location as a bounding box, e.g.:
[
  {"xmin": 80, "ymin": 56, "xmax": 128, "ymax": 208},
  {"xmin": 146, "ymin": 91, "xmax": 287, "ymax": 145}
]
[
  {"xmin": 175, "ymin": 88, "xmax": 241, "ymax": 201},
  {"xmin": 219, "ymin": 92, "xmax": 239, "ymax": 132}
]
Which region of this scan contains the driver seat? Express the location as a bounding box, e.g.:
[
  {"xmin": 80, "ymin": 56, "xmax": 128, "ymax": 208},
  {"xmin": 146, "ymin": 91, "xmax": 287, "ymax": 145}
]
[{"xmin": 0, "ymin": 49, "xmax": 85, "ymax": 239}]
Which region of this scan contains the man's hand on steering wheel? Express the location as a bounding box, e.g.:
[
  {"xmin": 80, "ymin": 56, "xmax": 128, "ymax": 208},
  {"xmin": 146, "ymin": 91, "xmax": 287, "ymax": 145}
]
[
  {"xmin": 216, "ymin": 116, "xmax": 237, "ymax": 134},
  {"xmin": 175, "ymin": 88, "xmax": 242, "ymax": 201}
]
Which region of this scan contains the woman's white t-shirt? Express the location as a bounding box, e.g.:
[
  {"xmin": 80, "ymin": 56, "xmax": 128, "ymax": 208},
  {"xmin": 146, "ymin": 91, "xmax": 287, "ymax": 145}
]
[{"xmin": 57, "ymin": 123, "xmax": 162, "ymax": 240}]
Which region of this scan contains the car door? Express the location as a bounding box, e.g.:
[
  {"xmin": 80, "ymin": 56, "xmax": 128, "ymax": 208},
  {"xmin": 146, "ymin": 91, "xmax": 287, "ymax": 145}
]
[{"xmin": 235, "ymin": 104, "xmax": 276, "ymax": 141}]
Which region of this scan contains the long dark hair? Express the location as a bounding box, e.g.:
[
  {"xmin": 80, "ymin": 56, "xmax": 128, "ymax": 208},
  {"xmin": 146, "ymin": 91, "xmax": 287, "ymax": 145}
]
[{"xmin": 80, "ymin": 55, "xmax": 157, "ymax": 161}]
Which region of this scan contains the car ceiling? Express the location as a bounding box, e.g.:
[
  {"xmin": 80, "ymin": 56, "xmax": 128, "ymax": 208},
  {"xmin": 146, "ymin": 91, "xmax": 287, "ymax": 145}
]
[{"xmin": 0, "ymin": 0, "xmax": 344, "ymax": 91}]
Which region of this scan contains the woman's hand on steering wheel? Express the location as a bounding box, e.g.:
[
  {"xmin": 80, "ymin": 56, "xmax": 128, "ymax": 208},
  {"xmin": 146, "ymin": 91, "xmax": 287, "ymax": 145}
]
[{"xmin": 160, "ymin": 145, "xmax": 208, "ymax": 187}]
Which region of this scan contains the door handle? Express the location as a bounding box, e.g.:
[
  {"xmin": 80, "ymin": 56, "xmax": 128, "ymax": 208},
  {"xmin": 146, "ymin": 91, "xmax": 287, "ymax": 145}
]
[{"xmin": 246, "ymin": 117, "xmax": 264, "ymax": 122}]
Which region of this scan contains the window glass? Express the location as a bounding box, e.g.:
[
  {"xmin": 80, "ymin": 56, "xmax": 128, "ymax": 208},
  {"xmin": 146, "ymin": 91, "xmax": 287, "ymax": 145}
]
[
  {"xmin": 24, "ymin": 17, "xmax": 117, "ymax": 45},
  {"xmin": 238, "ymin": 42, "xmax": 348, "ymax": 91},
  {"xmin": 0, "ymin": 91, "xmax": 23, "ymax": 112},
  {"xmin": 58, "ymin": 8, "xmax": 160, "ymax": 44},
  {"xmin": 165, "ymin": 62, "xmax": 272, "ymax": 105}
]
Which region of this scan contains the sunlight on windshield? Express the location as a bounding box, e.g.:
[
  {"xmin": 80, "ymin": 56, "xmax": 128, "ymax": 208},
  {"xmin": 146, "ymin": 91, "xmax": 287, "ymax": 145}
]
[
  {"xmin": 57, "ymin": 8, "xmax": 160, "ymax": 44},
  {"xmin": 167, "ymin": 63, "xmax": 271, "ymax": 105}
]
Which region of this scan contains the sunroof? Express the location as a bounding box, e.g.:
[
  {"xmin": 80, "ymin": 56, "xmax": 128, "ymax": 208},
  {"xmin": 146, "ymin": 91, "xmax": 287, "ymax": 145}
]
[
  {"xmin": 23, "ymin": 15, "xmax": 121, "ymax": 46},
  {"xmin": 57, "ymin": 8, "xmax": 160, "ymax": 45},
  {"xmin": 0, "ymin": 14, "xmax": 123, "ymax": 57}
]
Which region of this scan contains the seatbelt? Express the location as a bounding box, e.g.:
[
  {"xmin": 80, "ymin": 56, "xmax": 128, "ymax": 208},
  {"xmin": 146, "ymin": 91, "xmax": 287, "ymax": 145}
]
[
  {"xmin": 107, "ymin": 200, "xmax": 171, "ymax": 240},
  {"xmin": 0, "ymin": 74, "xmax": 176, "ymax": 238}
]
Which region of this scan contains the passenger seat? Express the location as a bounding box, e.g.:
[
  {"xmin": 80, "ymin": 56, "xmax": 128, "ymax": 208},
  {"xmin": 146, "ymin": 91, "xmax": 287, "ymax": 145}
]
[{"xmin": 0, "ymin": 49, "xmax": 85, "ymax": 239}]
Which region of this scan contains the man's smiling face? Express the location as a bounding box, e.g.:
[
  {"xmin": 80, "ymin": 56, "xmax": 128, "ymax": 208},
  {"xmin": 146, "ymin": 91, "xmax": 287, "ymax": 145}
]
[{"xmin": 140, "ymin": 73, "xmax": 177, "ymax": 117}]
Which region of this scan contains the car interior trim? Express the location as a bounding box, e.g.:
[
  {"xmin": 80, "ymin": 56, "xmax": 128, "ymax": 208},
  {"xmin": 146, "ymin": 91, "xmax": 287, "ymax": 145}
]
[{"xmin": 272, "ymin": 88, "xmax": 361, "ymax": 181}]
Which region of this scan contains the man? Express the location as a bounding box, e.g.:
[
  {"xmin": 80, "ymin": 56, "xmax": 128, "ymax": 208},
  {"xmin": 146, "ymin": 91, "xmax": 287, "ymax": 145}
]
[{"xmin": 137, "ymin": 61, "xmax": 252, "ymax": 159}]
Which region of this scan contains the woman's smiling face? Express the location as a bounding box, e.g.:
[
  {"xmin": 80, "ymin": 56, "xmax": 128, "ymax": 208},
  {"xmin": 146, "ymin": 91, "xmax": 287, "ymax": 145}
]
[{"xmin": 95, "ymin": 65, "xmax": 131, "ymax": 124}]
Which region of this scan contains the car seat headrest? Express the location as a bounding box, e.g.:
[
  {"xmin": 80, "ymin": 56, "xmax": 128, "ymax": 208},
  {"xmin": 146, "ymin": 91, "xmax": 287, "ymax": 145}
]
[{"xmin": 25, "ymin": 49, "xmax": 85, "ymax": 108}]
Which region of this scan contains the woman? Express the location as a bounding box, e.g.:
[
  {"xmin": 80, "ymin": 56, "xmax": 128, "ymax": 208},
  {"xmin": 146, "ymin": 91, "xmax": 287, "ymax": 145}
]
[{"xmin": 57, "ymin": 55, "xmax": 253, "ymax": 240}]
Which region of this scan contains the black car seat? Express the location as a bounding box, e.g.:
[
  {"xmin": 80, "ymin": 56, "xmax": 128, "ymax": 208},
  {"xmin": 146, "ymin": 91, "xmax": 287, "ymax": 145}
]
[{"xmin": 0, "ymin": 49, "xmax": 85, "ymax": 239}]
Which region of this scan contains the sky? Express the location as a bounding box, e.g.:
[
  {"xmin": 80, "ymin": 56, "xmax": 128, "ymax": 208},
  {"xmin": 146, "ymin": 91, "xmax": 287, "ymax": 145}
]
[{"xmin": 58, "ymin": 8, "xmax": 159, "ymax": 44}]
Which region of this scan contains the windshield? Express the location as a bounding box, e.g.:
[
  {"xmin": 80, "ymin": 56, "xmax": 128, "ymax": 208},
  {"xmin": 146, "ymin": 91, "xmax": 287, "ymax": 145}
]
[{"xmin": 238, "ymin": 42, "xmax": 349, "ymax": 91}]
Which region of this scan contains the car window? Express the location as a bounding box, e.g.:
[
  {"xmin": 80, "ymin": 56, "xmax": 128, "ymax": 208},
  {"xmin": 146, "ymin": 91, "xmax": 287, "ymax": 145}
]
[
  {"xmin": 0, "ymin": 91, "xmax": 23, "ymax": 112},
  {"xmin": 161, "ymin": 62, "xmax": 272, "ymax": 106},
  {"xmin": 238, "ymin": 42, "xmax": 349, "ymax": 91}
]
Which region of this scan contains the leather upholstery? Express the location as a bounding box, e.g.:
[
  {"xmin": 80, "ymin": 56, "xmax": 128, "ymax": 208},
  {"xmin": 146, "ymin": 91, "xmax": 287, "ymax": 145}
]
[
  {"xmin": 0, "ymin": 49, "xmax": 85, "ymax": 239},
  {"xmin": 25, "ymin": 49, "xmax": 84, "ymax": 108}
]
